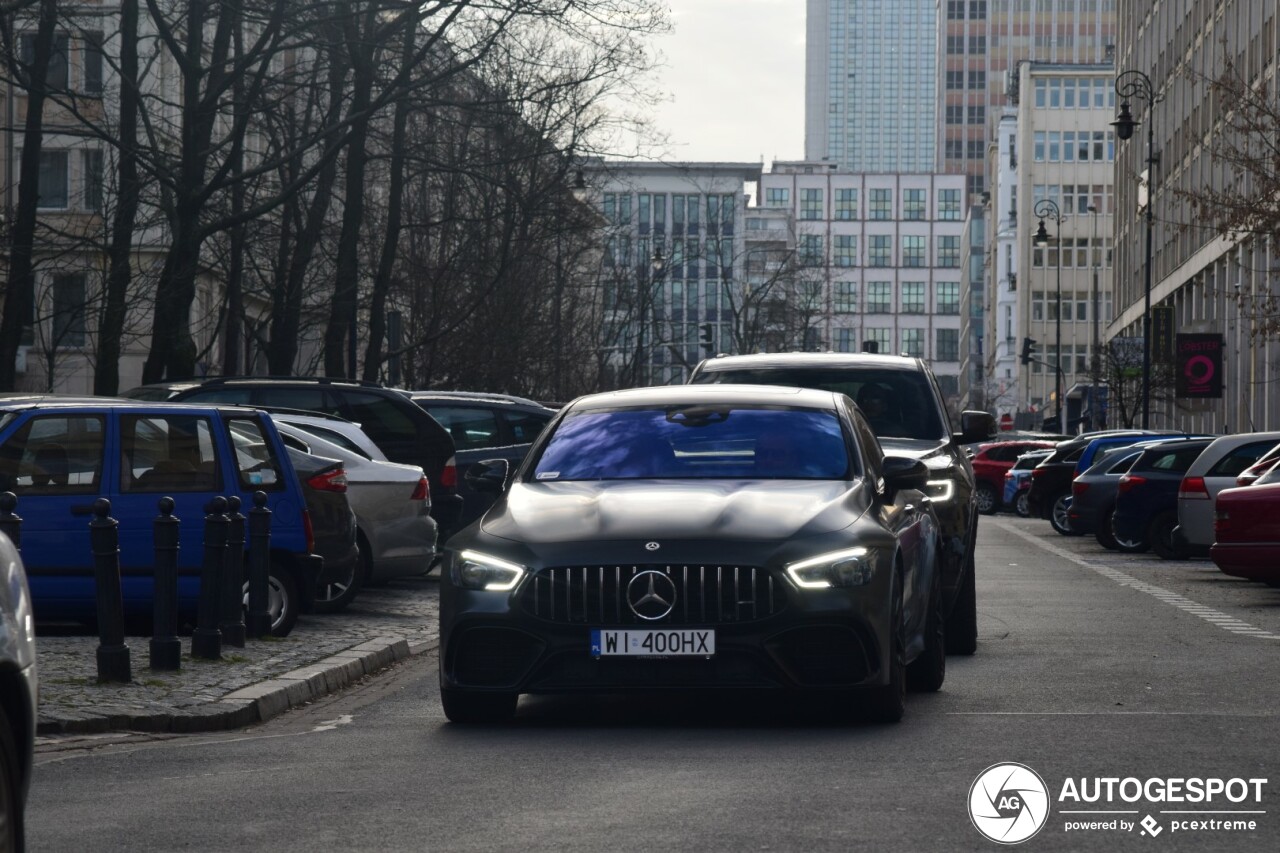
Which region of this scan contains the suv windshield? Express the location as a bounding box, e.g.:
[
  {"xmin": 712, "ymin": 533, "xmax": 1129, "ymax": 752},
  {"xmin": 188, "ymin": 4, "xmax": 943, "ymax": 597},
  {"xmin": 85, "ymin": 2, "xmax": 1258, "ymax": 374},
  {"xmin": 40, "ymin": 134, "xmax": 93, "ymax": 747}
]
[
  {"xmin": 690, "ymin": 367, "xmax": 943, "ymax": 440},
  {"xmin": 531, "ymin": 406, "xmax": 852, "ymax": 481}
]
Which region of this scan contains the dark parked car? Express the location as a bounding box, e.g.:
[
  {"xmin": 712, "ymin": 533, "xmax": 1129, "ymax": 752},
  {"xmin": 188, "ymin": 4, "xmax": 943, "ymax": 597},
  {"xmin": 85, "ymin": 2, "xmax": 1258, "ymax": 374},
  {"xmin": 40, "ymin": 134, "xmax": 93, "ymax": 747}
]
[
  {"xmin": 411, "ymin": 391, "xmax": 557, "ymax": 536},
  {"xmin": 169, "ymin": 377, "xmax": 463, "ymax": 539},
  {"xmin": 1068, "ymin": 442, "xmax": 1162, "ymax": 550},
  {"xmin": 282, "ymin": 446, "xmax": 360, "ymax": 614},
  {"xmin": 688, "ymin": 352, "xmax": 993, "ymax": 656},
  {"xmin": 0, "ymin": 400, "xmax": 323, "ymax": 635},
  {"xmin": 1026, "ymin": 430, "xmax": 1181, "ymax": 535},
  {"xmin": 1003, "ymin": 448, "xmax": 1054, "ymax": 517},
  {"xmin": 969, "ymin": 440, "xmax": 1055, "ymax": 514},
  {"xmin": 1112, "ymin": 438, "xmax": 1215, "ymax": 559},
  {"xmin": 0, "ymin": 532, "xmax": 36, "ymax": 852},
  {"xmin": 440, "ymin": 384, "xmax": 945, "ymax": 723}
]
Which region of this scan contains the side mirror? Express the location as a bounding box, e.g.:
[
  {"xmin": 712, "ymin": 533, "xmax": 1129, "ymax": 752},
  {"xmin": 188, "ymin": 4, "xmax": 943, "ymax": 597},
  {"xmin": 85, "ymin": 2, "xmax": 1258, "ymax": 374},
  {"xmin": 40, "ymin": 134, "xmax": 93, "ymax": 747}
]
[
  {"xmin": 881, "ymin": 455, "xmax": 929, "ymax": 496},
  {"xmin": 955, "ymin": 410, "xmax": 997, "ymax": 445},
  {"xmin": 465, "ymin": 459, "xmax": 510, "ymax": 493}
]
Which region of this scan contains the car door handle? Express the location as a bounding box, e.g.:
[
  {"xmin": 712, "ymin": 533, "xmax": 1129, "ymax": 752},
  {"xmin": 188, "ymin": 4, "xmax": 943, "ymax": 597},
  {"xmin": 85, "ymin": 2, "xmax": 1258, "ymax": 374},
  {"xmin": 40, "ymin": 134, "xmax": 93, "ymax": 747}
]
[{"xmin": 71, "ymin": 504, "xmax": 95, "ymax": 516}]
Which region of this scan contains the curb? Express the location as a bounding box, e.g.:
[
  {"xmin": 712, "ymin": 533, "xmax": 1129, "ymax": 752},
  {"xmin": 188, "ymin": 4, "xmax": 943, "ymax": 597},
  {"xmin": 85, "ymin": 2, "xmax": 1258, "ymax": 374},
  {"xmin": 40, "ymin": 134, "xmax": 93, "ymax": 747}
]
[{"xmin": 37, "ymin": 636, "xmax": 435, "ymax": 736}]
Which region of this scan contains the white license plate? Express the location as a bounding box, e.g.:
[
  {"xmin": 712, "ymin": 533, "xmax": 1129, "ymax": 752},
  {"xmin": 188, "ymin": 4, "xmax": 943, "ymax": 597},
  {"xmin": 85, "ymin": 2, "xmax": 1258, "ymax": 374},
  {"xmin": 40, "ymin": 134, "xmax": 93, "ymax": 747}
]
[{"xmin": 590, "ymin": 629, "xmax": 715, "ymax": 658}]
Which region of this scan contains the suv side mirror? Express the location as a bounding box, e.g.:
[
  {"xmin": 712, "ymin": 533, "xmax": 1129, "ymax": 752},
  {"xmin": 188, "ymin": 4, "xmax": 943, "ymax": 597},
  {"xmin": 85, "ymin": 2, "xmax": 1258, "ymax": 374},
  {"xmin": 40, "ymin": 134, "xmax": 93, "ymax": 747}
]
[
  {"xmin": 881, "ymin": 455, "xmax": 929, "ymax": 497},
  {"xmin": 465, "ymin": 459, "xmax": 510, "ymax": 493},
  {"xmin": 955, "ymin": 410, "xmax": 997, "ymax": 445}
]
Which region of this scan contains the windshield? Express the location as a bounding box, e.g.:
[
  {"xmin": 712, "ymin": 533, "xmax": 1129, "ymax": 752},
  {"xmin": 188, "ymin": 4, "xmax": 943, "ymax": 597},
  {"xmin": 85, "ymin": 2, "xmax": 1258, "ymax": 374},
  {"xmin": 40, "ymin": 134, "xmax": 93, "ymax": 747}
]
[
  {"xmin": 531, "ymin": 405, "xmax": 853, "ymax": 481},
  {"xmin": 690, "ymin": 367, "xmax": 944, "ymax": 440}
]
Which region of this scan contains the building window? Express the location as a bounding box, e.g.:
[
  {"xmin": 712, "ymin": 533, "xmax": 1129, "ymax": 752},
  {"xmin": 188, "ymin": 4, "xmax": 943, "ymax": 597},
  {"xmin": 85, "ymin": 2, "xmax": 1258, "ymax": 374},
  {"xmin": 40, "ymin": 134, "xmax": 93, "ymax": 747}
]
[
  {"xmin": 1034, "ymin": 131, "xmax": 1045, "ymax": 161},
  {"xmin": 765, "ymin": 187, "xmax": 789, "ymax": 207},
  {"xmin": 799, "ymin": 188, "xmax": 823, "ymax": 220},
  {"xmin": 969, "ymin": 0, "xmax": 987, "ymax": 18},
  {"xmin": 947, "ymin": 0, "xmax": 965, "ymax": 19},
  {"xmin": 834, "ymin": 235, "xmax": 857, "ymax": 267},
  {"xmin": 20, "ymin": 33, "xmax": 70, "ymax": 89},
  {"xmin": 835, "ymin": 327, "xmax": 856, "ymax": 352},
  {"xmin": 902, "ymin": 235, "xmax": 926, "ymax": 267},
  {"xmin": 938, "ymin": 189, "xmax": 962, "ymax": 220},
  {"xmin": 968, "ymin": 69, "xmax": 986, "ymax": 89},
  {"xmin": 936, "ymin": 282, "xmax": 960, "ymax": 314},
  {"xmin": 967, "ymin": 105, "xmax": 985, "ymax": 125},
  {"xmin": 868, "ymin": 235, "xmax": 892, "ymax": 267},
  {"xmin": 901, "ymin": 328, "xmax": 924, "ymax": 358},
  {"xmin": 867, "ymin": 282, "xmax": 892, "ymax": 313},
  {"xmin": 968, "ymin": 36, "xmax": 986, "ymax": 54},
  {"xmin": 903, "ymin": 189, "xmax": 926, "ymax": 221},
  {"xmin": 902, "ymin": 282, "xmax": 926, "ymax": 314},
  {"xmin": 936, "ymin": 328, "xmax": 960, "ymax": 361},
  {"xmin": 37, "ymin": 151, "xmax": 70, "ymax": 209},
  {"xmin": 947, "ymin": 35, "xmax": 964, "ymax": 54},
  {"xmin": 946, "ymin": 70, "xmax": 964, "ymax": 90},
  {"xmin": 834, "ymin": 280, "xmax": 858, "ymax": 313},
  {"xmin": 52, "ymin": 273, "xmax": 87, "ymax": 347},
  {"xmin": 834, "ymin": 188, "xmax": 858, "ymax": 220},
  {"xmin": 82, "ymin": 149, "xmax": 103, "ymax": 212},
  {"xmin": 967, "ymin": 174, "xmax": 984, "ymax": 197},
  {"xmin": 798, "ymin": 234, "xmax": 824, "ymax": 266},
  {"xmin": 864, "ymin": 327, "xmax": 892, "ymax": 354},
  {"xmin": 869, "ymin": 188, "xmax": 892, "ymax": 220},
  {"xmin": 937, "ymin": 235, "xmax": 961, "ymax": 268},
  {"xmin": 83, "ymin": 31, "xmax": 104, "ymax": 94},
  {"xmin": 944, "ymin": 139, "xmax": 963, "ymax": 160},
  {"xmin": 945, "ymin": 105, "xmax": 964, "ymax": 125}
]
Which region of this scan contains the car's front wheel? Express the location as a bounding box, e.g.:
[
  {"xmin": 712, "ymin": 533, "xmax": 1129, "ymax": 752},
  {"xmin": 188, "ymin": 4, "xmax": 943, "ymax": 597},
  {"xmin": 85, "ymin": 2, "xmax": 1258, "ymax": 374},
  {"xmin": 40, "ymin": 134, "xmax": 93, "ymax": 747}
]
[
  {"xmin": 440, "ymin": 687, "xmax": 518, "ymax": 724},
  {"xmin": 242, "ymin": 562, "xmax": 300, "ymax": 637},
  {"xmin": 975, "ymin": 483, "xmax": 998, "ymax": 516},
  {"xmin": 907, "ymin": 557, "xmax": 946, "ymax": 692},
  {"xmin": 863, "ymin": 570, "xmax": 905, "ymax": 723}
]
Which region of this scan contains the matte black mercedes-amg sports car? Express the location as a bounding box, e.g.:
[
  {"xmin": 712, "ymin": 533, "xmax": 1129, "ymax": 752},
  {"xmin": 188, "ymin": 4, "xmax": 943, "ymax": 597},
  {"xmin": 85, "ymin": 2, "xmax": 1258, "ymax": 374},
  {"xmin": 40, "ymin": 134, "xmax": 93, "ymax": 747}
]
[{"xmin": 438, "ymin": 384, "xmax": 946, "ymax": 723}]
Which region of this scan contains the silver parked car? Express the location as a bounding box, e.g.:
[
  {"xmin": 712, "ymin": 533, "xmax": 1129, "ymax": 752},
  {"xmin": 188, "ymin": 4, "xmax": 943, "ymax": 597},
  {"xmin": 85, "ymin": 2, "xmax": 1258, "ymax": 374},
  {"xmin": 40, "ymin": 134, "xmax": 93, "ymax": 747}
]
[
  {"xmin": 273, "ymin": 420, "xmax": 438, "ymax": 611},
  {"xmin": 0, "ymin": 530, "xmax": 37, "ymax": 851},
  {"xmin": 1176, "ymin": 431, "xmax": 1280, "ymax": 555}
]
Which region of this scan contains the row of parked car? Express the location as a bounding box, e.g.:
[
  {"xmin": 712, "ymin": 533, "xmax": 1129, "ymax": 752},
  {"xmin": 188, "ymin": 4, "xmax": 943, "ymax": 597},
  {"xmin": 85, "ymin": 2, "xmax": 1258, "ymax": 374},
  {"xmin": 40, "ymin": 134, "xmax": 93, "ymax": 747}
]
[
  {"xmin": 0, "ymin": 378, "xmax": 560, "ymax": 635},
  {"xmin": 972, "ymin": 428, "xmax": 1280, "ymax": 585}
]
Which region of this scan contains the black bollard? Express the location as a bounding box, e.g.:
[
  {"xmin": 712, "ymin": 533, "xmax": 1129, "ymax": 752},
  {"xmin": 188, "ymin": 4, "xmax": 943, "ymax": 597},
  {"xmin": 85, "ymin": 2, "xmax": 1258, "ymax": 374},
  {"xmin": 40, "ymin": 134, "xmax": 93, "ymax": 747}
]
[
  {"xmin": 246, "ymin": 491, "xmax": 273, "ymax": 639},
  {"xmin": 91, "ymin": 498, "xmax": 132, "ymax": 683},
  {"xmin": 150, "ymin": 497, "xmax": 182, "ymax": 671},
  {"xmin": 191, "ymin": 496, "xmax": 227, "ymax": 660},
  {"xmin": 0, "ymin": 491, "xmax": 20, "ymax": 550},
  {"xmin": 219, "ymin": 495, "xmax": 247, "ymax": 648}
]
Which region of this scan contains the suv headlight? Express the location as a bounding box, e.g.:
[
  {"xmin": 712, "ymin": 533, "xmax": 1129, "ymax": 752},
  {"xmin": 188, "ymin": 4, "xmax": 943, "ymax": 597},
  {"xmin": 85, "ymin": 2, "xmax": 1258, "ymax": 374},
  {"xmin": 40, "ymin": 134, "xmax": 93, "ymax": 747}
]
[
  {"xmin": 925, "ymin": 479, "xmax": 955, "ymax": 501},
  {"xmin": 454, "ymin": 550, "xmax": 527, "ymax": 591},
  {"xmin": 786, "ymin": 547, "xmax": 878, "ymax": 588}
]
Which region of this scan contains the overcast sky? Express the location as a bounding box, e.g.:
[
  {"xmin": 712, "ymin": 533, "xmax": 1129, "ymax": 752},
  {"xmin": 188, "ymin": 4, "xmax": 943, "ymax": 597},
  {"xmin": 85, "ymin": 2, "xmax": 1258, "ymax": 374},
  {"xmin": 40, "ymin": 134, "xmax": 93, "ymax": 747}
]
[{"xmin": 650, "ymin": 0, "xmax": 806, "ymax": 164}]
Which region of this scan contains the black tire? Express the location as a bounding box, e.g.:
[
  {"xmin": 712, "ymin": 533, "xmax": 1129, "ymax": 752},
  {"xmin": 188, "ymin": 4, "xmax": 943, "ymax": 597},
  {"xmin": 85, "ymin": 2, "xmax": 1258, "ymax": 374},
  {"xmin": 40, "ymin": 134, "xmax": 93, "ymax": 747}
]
[
  {"xmin": 315, "ymin": 546, "xmax": 364, "ymax": 614},
  {"xmin": 1149, "ymin": 511, "xmax": 1187, "ymax": 561},
  {"xmin": 1110, "ymin": 512, "xmax": 1150, "ymax": 553},
  {"xmin": 946, "ymin": 545, "xmax": 978, "ymax": 656},
  {"xmin": 907, "ymin": 557, "xmax": 946, "ymax": 692},
  {"xmin": 242, "ymin": 562, "xmax": 300, "ymax": 637},
  {"xmin": 975, "ymin": 483, "xmax": 998, "ymax": 516},
  {"xmin": 0, "ymin": 703, "xmax": 24, "ymax": 853},
  {"xmin": 1095, "ymin": 505, "xmax": 1120, "ymax": 550},
  {"xmin": 1050, "ymin": 493, "xmax": 1076, "ymax": 536},
  {"xmin": 440, "ymin": 687, "xmax": 518, "ymax": 724},
  {"xmin": 1014, "ymin": 489, "xmax": 1031, "ymax": 518},
  {"xmin": 863, "ymin": 570, "xmax": 906, "ymax": 723}
]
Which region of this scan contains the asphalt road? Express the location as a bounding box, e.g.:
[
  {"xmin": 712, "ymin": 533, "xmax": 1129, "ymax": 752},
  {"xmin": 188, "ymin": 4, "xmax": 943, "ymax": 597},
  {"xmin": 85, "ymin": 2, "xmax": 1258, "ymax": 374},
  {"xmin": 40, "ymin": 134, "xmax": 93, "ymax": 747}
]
[{"xmin": 24, "ymin": 515, "xmax": 1280, "ymax": 852}]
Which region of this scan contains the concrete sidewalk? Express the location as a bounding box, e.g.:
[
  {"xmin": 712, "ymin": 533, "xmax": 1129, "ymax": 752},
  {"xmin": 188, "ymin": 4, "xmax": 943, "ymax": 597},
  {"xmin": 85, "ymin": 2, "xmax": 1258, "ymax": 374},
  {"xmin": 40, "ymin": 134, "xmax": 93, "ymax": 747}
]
[{"xmin": 34, "ymin": 575, "xmax": 439, "ymax": 736}]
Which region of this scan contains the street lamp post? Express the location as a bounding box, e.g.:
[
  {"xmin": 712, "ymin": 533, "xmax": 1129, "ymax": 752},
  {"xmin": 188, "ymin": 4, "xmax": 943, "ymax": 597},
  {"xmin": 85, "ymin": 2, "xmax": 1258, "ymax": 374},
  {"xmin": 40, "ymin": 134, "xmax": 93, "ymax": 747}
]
[
  {"xmin": 1088, "ymin": 204, "xmax": 1102, "ymax": 429},
  {"xmin": 1112, "ymin": 69, "xmax": 1161, "ymax": 429},
  {"xmin": 1033, "ymin": 199, "xmax": 1063, "ymax": 432},
  {"xmin": 637, "ymin": 247, "xmax": 666, "ymax": 386}
]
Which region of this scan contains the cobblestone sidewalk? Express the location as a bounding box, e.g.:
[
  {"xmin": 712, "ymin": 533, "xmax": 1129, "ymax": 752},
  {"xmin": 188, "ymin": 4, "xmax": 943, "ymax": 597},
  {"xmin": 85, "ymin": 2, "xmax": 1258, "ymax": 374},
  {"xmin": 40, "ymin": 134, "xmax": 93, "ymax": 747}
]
[{"xmin": 35, "ymin": 575, "xmax": 439, "ymax": 735}]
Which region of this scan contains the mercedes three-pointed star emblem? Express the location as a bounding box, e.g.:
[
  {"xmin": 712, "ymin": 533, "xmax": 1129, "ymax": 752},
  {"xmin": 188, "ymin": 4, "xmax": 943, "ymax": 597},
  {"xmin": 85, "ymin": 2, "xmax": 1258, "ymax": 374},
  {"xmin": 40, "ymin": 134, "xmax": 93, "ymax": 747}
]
[{"xmin": 626, "ymin": 570, "xmax": 677, "ymax": 621}]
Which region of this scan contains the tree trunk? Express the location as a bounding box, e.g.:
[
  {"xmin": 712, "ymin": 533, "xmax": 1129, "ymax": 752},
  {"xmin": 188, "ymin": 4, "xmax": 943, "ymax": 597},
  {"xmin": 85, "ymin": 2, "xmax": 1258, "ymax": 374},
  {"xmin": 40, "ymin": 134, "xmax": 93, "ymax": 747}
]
[{"xmin": 0, "ymin": 0, "xmax": 58, "ymax": 391}]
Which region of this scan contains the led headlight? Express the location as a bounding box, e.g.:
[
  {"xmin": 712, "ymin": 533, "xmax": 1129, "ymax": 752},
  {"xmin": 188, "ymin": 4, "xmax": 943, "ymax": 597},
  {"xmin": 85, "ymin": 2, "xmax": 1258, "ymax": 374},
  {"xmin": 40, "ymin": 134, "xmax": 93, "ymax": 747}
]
[
  {"xmin": 925, "ymin": 479, "xmax": 955, "ymax": 501},
  {"xmin": 454, "ymin": 550, "xmax": 527, "ymax": 591},
  {"xmin": 786, "ymin": 547, "xmax": 878, "ymax": 589}
]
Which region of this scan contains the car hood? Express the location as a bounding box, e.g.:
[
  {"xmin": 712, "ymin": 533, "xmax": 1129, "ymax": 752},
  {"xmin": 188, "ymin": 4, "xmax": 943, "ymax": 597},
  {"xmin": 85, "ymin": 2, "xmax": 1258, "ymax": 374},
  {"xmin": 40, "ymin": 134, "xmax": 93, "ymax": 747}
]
[{"xmin": 480, "ymin": 480, "xmax": 870, "ymax": 544}]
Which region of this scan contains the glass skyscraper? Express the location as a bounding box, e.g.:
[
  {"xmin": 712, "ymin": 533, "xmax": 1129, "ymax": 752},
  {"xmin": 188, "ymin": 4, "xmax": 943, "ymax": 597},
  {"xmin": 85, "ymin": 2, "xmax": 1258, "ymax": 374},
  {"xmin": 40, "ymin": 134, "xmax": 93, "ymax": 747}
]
[{"xmin": 805, "ymin": 0, "xmax": 938, "ymax": 172}]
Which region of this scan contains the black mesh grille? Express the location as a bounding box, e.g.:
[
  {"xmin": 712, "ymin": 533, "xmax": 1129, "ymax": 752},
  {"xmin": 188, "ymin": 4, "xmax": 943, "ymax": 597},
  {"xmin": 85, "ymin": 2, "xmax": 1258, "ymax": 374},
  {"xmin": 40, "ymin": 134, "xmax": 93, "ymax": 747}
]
[{"xmin": 518, "ymin": 564, "xmax": 785, "ymax": 625}]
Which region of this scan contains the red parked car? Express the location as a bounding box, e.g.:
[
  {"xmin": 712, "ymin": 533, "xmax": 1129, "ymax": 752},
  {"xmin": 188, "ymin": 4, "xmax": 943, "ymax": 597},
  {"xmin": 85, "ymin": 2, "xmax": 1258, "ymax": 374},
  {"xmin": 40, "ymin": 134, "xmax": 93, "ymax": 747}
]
[
  {"xmin": 1211, "ymin": 459, "xmax": 1280, "ymax": 586},
  {"xmin": 969, "ymin": 440, "xmax": 1056, "ymax": 515}
]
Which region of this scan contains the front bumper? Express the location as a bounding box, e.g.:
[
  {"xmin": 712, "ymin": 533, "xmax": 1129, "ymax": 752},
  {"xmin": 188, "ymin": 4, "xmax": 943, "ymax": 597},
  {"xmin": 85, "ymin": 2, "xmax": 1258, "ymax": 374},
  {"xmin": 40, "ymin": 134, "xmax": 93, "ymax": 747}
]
[{"xmin": 440, "ymin": 573, "xmax": 893, "ymax": 695}]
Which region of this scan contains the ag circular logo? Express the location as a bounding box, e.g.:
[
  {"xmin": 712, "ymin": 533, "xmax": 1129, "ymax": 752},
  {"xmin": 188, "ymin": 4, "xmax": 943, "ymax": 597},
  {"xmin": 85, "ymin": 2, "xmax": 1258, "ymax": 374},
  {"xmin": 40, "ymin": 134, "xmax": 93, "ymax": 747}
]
[{"xmin": 968, "ymin": 763, "xmax": 1051, "ymax": 844}]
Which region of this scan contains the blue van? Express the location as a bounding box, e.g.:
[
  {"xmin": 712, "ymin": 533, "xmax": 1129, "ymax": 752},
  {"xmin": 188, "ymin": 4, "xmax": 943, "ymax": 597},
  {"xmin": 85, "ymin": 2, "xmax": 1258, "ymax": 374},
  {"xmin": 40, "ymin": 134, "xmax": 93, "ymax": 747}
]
[{"xmin": 0, "ymin": 400, "xmax": 323, "ymax": 635}]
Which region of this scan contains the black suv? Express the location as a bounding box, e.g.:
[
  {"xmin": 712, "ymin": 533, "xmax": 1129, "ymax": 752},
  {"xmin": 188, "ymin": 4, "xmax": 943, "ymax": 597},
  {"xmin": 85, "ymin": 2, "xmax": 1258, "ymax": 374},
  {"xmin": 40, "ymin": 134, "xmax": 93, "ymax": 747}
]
[
  {"xmin": 410, "ymin": 391, "xmax": 557, "ymax": 531},
  {"xmin": 688, "ymin": 352, "xmax": 994, "ymax": 655},
  {"xmin": 169, "ymin": 378, "xmax": 463, "ymax": 538}
]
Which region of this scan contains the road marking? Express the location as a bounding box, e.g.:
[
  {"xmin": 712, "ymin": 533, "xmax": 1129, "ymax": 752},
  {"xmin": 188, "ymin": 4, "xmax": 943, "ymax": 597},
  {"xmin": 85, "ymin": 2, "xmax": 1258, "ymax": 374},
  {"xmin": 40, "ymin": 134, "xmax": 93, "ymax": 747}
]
[{"xmin": 992, "ymin": 518, "xmax": 1278, "ymax": 641}]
